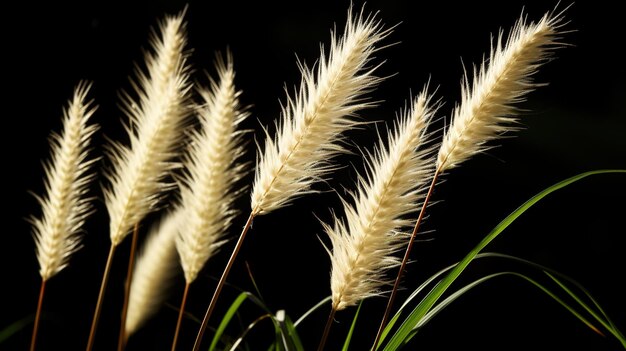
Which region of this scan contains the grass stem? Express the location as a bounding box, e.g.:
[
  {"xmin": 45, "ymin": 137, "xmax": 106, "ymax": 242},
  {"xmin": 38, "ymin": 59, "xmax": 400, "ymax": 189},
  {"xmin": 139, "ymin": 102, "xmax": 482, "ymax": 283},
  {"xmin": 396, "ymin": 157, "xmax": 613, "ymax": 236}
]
[
  {"xmin": 317, "ymin": 307, "xmax": 337, "ymax": 351},
  {"xmin": 29, "ymin": 279, "xmax": 47, "ymax": 351},
  {"xmin": 117, "ymin": 223, "xmax": 140, "ymax": 351},
  {"xmin": 171, "ymin": 283, "xmax": 191, "ymax": 351},
  {"xmin": 87, "ymin": 245, "xmax": 117, "ymax": 351},
  {"xmin": 192, "ymin": 211, "xmax": 255, "ymax": 351},
  {"xmin": 372, "ymin": 169, "xmax": 441, "ymax": 349}
]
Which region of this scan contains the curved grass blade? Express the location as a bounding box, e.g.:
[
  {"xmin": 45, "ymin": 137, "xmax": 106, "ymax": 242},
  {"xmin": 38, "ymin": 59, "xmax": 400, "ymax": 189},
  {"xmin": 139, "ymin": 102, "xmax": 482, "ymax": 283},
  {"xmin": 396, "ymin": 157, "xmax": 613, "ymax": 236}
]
[
  {"xmin": 378, "ymin": 253, "xmax": 491, "ymax": 347},
  {"xmin": 342, "ymin": 301, "xmax": 363, "ymax": 351},
  {"xmin": 294, "ymin": 296, "xmax": 331, "ymax": 327},
  {"xmin": 275, "ymin": 310, "xmax": 304, "ymax": 351},
  {"xmin": 396, "ymin": 252, "xmax": 625, "ymax": 347},
  {"xmin": 210, "ymin": 292, "xmax": 249, "ymax": 351},
  {"xmin": 545, "ymin": 272, "xmax": 626, "ymax": 347},
  {"xmin": 208, "ymin": 290, "xmax": 276, "ymax": 350},
  {"xmin": 229, "ymin": 314, "xmax": 273, "ymax": 351},
  {"xmin": 206, "ymin": 291, "xmax": 299, "ymax": 351},
  {"xmin": 0, "ymin": 315, "xmax": 33, "ymax": 343},
  {"xmin": 382, "ymin": 170, "xmax": 626, "ymax": 350},
  {"xmin": 482, "ymin": 252, "xmax": 626, "ymax": 346},
  {"xmin": 220, "ymin": 291, "xmax": 300, "ymax": 351},
  {"xmin": 411, "ymin": 271, "xmax": 602, "ymax": 337},
  {"xmin": 246, "ymin": 262, "xmax": 266, "ymax": 302},
  {"xmin": 379, "ymin": 252, "xmax": 508, "ymax": 346},
  {"xmin": 412, "ymin": 272, "xmax": 508, "ymax": 331}
]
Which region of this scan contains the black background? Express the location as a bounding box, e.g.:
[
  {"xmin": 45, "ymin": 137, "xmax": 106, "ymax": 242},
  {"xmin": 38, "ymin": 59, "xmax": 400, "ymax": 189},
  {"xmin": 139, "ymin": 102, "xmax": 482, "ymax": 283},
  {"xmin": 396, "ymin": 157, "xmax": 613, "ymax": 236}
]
[{"xmin": 2, "ymin": 0, "xmax": 625, "ymax": 350}]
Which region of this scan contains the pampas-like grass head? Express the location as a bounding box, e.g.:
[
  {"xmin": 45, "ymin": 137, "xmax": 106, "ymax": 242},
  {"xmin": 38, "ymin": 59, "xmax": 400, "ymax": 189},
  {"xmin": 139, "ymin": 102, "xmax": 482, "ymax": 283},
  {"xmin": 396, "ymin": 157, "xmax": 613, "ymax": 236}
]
[
  {"xmin": 32, "ymin": 83, "xmax": 98, "ymax": 281},
  {"xmin": 325, "ymin": 92, "xmax": 435, "ymax": 310},
  {"xmin": 176, "ymin": 54, "xmax": 249, "ymax": 284},
  {"xmin": 105, "ymin": 13, "xmax": 192, "ymax": 246},
  {"xmin": 250, "ymin": 8, "xmax": 389, "ymax": 216},
  {"xmin": 125, "ymin": 210, "xmax": 182, "ymax": 336},
  {"xmin": 437, "ymin": 11, "xmax": 564, "ymax": 171}
]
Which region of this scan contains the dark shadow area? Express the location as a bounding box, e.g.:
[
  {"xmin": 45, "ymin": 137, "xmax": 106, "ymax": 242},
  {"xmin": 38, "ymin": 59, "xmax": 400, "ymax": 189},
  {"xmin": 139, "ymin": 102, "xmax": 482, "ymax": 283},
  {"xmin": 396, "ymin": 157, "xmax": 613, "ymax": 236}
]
[{"xmin": 2, "ymin": 0, "xmax": 624, "ymax": 350}]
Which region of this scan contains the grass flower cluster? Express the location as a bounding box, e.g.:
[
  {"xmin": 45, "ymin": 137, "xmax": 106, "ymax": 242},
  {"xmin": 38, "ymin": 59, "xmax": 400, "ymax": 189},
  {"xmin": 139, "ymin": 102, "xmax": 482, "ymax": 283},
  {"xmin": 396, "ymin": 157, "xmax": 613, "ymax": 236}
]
[{"xmin": 15, "ymin": 3, "xmax": 625, "ymax": 351}]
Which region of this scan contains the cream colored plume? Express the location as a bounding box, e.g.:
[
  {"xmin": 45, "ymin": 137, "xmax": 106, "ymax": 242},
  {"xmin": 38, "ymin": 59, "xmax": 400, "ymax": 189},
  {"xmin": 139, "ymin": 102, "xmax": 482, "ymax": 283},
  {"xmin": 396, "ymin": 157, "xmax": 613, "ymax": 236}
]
[
  {"xmin": 32, "ymin": 83, "xmax": 98, "ymax": 281},
  {"xmin": 437, "ymin": 11, "xmax": 563, "ymax": 171},
  {"xmin": 105, "ymin": 13, "xmax": 192, "ymax": 246},
  {"xmin": 251, "ymin": 9, "xmax": 389, "ymax": 215},
  {"xmin": 326, "ymin": 92, "xmax": 435, "ymax": 310},
  {"xmin": 176, "ymin": 55, "xmax": 249, "ymax": 283},
  {"xmin": 125, "ymin": 210, "xmax": 182, "ymax": 336}
]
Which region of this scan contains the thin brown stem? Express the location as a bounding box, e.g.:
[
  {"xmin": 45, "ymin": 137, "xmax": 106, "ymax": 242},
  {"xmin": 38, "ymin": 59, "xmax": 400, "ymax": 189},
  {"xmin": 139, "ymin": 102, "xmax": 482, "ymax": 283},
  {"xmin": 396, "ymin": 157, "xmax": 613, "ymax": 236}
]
[
  {"xmin": 317, "ymin": 306, "xmax": 337, "ymax": 351},
  {"xmin": 117, "ymin": 223, "xmax": 140, "ymax": 351},
  {"xmin": 372, "ymin": 169, "xmax": 441, "ymax": 350},
  {"xmin": 192, "ymin": 212, "xmax": 255, "ymax": 351},
  {"xmin": 171, "ymin": 283, "xmax": 191, "ymax": 351},
  {"xmin": 30, "ymin": 279, "xmax": 47, "ymax": 351},
  {"xmin": 87, "ymin": 245, "xmax": 117, "ymax": 351}
]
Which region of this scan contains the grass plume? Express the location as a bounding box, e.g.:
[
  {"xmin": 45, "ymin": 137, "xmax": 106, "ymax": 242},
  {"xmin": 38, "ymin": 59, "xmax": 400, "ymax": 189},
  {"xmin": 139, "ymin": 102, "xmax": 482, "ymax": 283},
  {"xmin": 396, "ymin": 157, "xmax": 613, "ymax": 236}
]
[
  {"xmin": 22, "ymin": 5, "xmax": 616, "ymax": 351},
  {"xmin": 88, "ymin": 12, "xmax": 192, "ymax": 350},
  {"xmin": 192, "ymin": 9, "xmax": 391, "ymax": 349},
  {"xmin": 105, "ymin": 13, "xmax": 192, "ymax": 246},
  {"xmin": 32, "ymin": 82, "xmax": 98, "ymax": 281},
  {"xmin": 176, "ymin": 54, "xmax": 248, "ymax": 284},
  {"xmin": 172, "ymin": 54, "xmax": 248, "ymax": 350},
  {"xmin": 437, "ymin": 10, "xmax": 564, "ymax": 171},
  {"xmin": 250, "ymin": 8, "xmax": 389, "ymax": 215},
  {"xmin": 375, "ymin": 9, "xmax": 567, "ymax": 346},
  {"xmin": 325, "ymin": 92, "xmax": 435, "ymax": 311},
  {"xmin": 125, "ymin": 210, "xmax": 182, "ymax": 337},
  {"xmin": 29, "ymin": 83, "xmax": 98, "ymax": 351},
  {"xmin": 319, "ymin": 92, "xmax": 435, "ymax": 351}
]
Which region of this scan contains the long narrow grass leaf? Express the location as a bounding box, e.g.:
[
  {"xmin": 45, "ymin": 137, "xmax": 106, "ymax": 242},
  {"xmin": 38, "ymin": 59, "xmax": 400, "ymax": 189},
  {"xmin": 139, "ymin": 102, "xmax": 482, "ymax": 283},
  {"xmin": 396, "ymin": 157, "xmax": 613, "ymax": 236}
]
[
  {"xmin": 342, "ymin": 301, "xmax": 363, "ymax": 351},
  {"xmin": 545, "ymin": 272, "xmax": 626, "ymax": 347},
  {"xmin": 0, "ymin": 316, "xmax": 33, "ymax": 343},
  {"xmin": 229, "ymin": 314, "xmax": 273, "ymax": 351},
  {"xmin": 294, "ymin": 296, "xmax": 331, "ymax": 327},
  {"xmin": 509, "ymin": 273, "xmax": 605, "ymax": 338},
  {"xmin": 275, "ymin": 310, "xmax": 304, "ymax": 351},
  {"xmin": 382, "ymin": 170, "xmax": 625, "ymax": 350},
  {"xmin": 414, "ymin": 272, "xmax": 509, "ymax": 330},
  {"xmin": 482, "ymin": 251, "xmax": 625, "ymax": 344},
  {"xmin": 245, "ymin": 263, "xmax": 266, "ymax": 304},
  {"xmin": 210, "ymin": 292, "xmax": 249, "ymax": 351},
  {"xmin": 405, "ymin": 272, "xmax": 603, "ymax": 341},
  {"xmin": 213, "ymin": 291, "xmax": 290, "ymax": 351},
  {"xmin": 378, "ymin": 252, "xmax": 508, "ymax": 347}
]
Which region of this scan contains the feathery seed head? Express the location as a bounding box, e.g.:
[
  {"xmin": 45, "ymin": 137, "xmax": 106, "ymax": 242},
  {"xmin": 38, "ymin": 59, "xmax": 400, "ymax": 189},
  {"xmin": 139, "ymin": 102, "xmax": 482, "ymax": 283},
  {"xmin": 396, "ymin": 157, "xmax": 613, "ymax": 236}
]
[
  {"xmin": 437, "ymin": 11, "xmax": 564, "ymax": 171},
  {"xmin": 105, "ymin": 12, "xmax": 192, "ymax": 246},
  {"xmin": 176, "ymin": 54, "xmax": 249, "ymax": 283},
  {"xmin": 250, "ymin": 8, "xmax": 390, "ymax": 216},
  {"xmin": 125, "ymin": 210, "xmax": 182, "ymax": 336},
  {"xmin": 32, "ymin": 82, "xmax": 98, "ymax": 281},
  {"xmin": 327, "ymin": 91, "xmax": 436, "ymax": 310}
]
